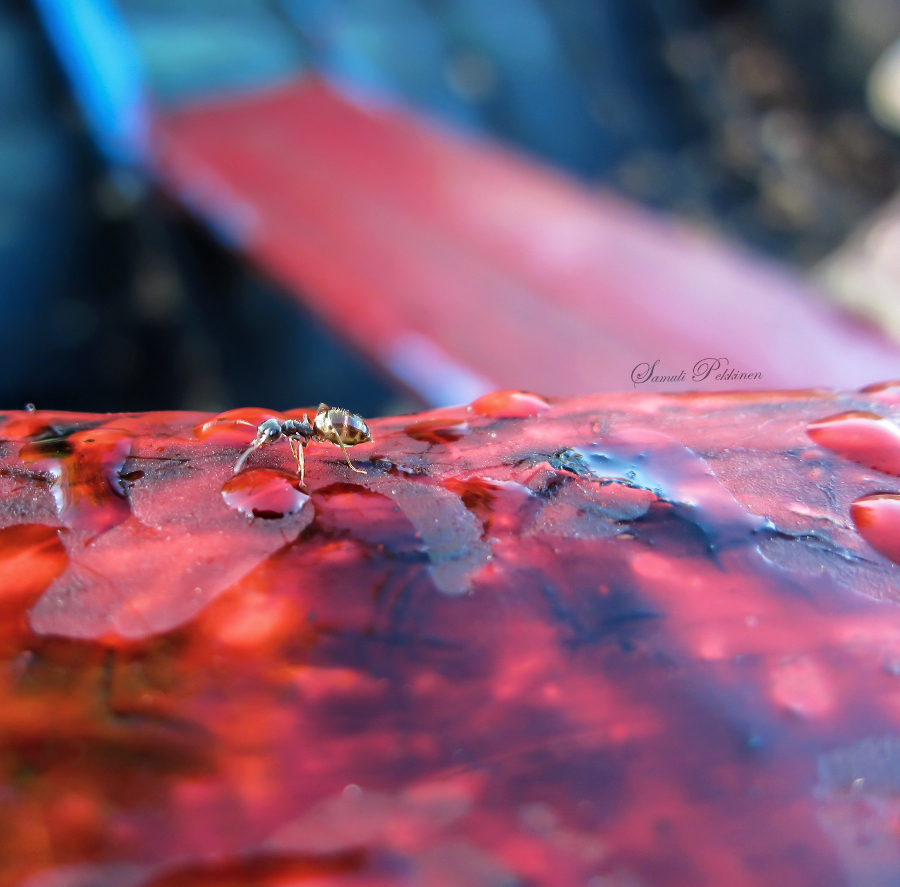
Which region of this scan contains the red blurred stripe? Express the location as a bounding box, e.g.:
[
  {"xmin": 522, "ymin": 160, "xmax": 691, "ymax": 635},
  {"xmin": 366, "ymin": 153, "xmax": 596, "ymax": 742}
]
[{"xmin": 153, "ymin": 79, "xmax": 900, "ymax": 401}]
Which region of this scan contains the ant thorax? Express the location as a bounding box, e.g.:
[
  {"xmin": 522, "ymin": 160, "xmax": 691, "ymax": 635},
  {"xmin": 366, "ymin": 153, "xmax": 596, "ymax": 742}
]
[{"xmin": 281, "ymin": 418, "xmax": 314, "ymax": 442}]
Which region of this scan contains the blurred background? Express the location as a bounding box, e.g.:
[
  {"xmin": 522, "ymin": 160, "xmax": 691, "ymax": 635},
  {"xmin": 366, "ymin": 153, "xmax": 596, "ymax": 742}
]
[{"xmin": 5, "ymin": 0, "xmax": 900, "ymax": 417}]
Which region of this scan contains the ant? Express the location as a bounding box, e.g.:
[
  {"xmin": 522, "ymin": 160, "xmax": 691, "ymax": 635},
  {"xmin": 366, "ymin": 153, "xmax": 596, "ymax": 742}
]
[{"xmin": 222, "ymin": 404, "xmax": 372, "ymax": 481}]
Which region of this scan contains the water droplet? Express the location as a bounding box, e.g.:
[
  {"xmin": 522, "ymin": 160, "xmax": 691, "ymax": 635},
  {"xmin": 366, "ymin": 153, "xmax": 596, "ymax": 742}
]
[
  {"xmin": 18, "ymin": 427, "xmax": 134, "ymax": 532},
  {"xmin": 860, "ymin": 380, "xmax": 900, "ymax": 405},
  {"xmin": 194, "ymin": 408, "xmax": 280, "ymax": 443},
  {"xmin": 360, "ymin": 476, "xmax": 490, "ymax": 595},
  {"xmin": 24, "ymin": 403, "xmax": 35, "ymax": 412},
  {"xmin": 470, "ymin": 390, "xmax": 550, "ymax": 419},
  {"xmin": 442, "ymin": 476, "xmax": 535, "ymax": 535},
  {"xmin": 221, "ymin": 469, "xmax": 309, "ymax": 519},
  {"xmin": 547, "ymin": 448, "xmax": 593, "ymax": 478},
  {"xmin": 807, "ymin": 411, "xmax": 900, "ymax": 476},
  {"xmin": 1, "ymin": 414, "xmax": 104, "ymax": 441},
  {"xmin": 850, "ymin": 493, "xmax": 900, "ymax": 565},
  {"xmin": 404, "ymin": 417, "xmax": 469, "ymax": 444},
  {"xmin": 570, "ymin": 428, "xmax": 767, "ymax": 545}
]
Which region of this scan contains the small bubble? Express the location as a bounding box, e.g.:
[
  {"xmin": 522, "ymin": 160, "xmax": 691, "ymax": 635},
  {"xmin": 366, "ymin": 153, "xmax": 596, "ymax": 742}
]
[
  {"xmin": 519, "ymin": 801, "xmax": 559, "ymax": 834},
  {"xmin": 342, "ymin": 784, "xmax": 363, "ymax": 801}
]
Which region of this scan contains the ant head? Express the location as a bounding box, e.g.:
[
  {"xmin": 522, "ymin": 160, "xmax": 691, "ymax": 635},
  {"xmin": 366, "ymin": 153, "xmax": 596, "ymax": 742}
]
[{"xmin": 255, "ymin": 418, "xmax": 283, "ymax": 443}]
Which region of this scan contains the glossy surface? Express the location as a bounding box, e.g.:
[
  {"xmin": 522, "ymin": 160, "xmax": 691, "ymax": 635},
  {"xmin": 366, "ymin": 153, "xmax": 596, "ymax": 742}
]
[
  {"xmin": 807, "ymin": 410, "xmax": 900, "ymax": 476},
  {"xmin": 471, "ymin": 390, "xmax": 551, "ymax": 419},
  {"xmin": 221, "ymin": 469, "xmax": 310, "ymax": 519},
  {"xmin": 4, "ymin": 389, "xmax": 900, "ymax": 885},
  {"xmin": 850, "ymin": 493, "xmax": 900, "ymax": 566}
]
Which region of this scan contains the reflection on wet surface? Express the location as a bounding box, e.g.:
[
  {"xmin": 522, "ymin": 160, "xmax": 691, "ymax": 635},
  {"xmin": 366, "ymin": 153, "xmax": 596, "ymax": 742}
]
[{"xmin": 3, "ymin": 389, "xmax": 900, "ymax": 885}]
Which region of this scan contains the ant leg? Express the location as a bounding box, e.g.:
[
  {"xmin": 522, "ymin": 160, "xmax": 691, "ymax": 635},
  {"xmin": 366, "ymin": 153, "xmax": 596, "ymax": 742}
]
[
  {"xmin": 288, "ymin": 438, "xmax": 305, "ymax": 482},
  {"xmin": 234, "ymin": 438, "xmax": 265, "ymax": 474},
  {"xmin": 233, "ymin": 419, "xmax": 283, "ymax": 474},
  {"xmin": 335, "ymin": 437, "xmax": 366, "ymax": 474},
  {"xmin": 200, "ymin": 417, "xmax": 258, "ymax": 436}
]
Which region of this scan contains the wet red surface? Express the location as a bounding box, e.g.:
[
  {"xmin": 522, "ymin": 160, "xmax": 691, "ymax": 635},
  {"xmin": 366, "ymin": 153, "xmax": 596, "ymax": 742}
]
[{"xmin": 6, "ymin": 389, "xmax": 900, "ymax": 885}]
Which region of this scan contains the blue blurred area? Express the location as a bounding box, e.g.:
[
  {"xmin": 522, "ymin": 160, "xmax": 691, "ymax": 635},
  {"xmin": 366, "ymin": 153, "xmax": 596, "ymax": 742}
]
[
  {"xmin": 2, "ymin": 0, "xmax": 900, "ymax": 413},
  {"xmin": 33, "ymin": 0, "xmax": 149, "ymax": 164},
  {"xmin": 121, "ymin": 2, "xmax": 305, "ymax": 105},
  {"xmin": 283, "ymin": 0, "xmax": 622, "ymax": 176},
  {"xmin": 279, "ymin": 0, "xmax": 693, "ymax": 180}
]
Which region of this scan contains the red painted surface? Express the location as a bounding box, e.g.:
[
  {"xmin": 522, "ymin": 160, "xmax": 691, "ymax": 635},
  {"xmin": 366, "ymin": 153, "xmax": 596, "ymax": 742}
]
[
  {"xmin": 152, "ymin": 79, "xmax": 900, "ymax": 402},
  {"xmin": 4, "ymin": 388, "xmax": 900, "ymax": 885}
]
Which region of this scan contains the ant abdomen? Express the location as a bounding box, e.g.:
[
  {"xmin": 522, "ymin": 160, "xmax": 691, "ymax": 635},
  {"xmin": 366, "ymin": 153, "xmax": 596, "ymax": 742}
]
[{"xmin": 313, "ymin": 404, "xmax": 372, "ymax": 447}]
